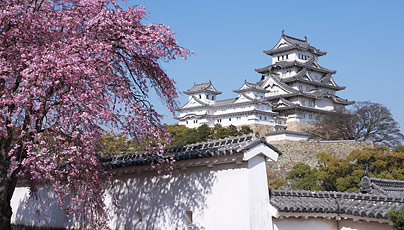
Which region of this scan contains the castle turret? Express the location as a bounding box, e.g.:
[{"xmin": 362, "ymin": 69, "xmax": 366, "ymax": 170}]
[{"xmin": 183, "ymin": 81, "xmax": 221, "ymax": 104}]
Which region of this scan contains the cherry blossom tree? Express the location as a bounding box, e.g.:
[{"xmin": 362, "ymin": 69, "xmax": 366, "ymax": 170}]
[{"xmin": 0, "ymin": 0, "xmax": 190, "ymax": 229}]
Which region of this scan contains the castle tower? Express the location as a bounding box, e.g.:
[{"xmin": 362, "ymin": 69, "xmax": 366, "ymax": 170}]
[{"xmin": 255, "ymin": 31, "xmax": 353, "ymax": 131}]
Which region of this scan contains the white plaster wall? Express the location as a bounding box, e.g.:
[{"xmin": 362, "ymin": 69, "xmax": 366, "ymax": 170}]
[
  {"xmin": 107, "ymin": 162, "xmax": 252, "ymax": 230},
  {"xmin": 273, "ymin": 218, "xmax": 337, "ymax": 230},
  {"xmin": 248, "ymin": 155, "xmax": 272, "ymax": 229},
  {"xmin": 272, "ymin": 217, "xmax": 393, "ymax": 230},
  {"xmin": 266, "ymin": 134, "xmax": 309, "ymax": 142},
  {"xmin": 339, "ymin": 219, "xmax": 393, "ymax": 230},
  {"xmin": 11, "ymin": 187, "xmax": 71, "ymax": 228},
  {"xmin": 316, "ymin": 98, "xmax": 335, "ymax": 111},
  {"xmin": 310, "ymin": 72, "xmax": 323, "ymax": 80},
  {"xmin": 12, "ymin": 156, "xmax": 273, "ymax": 230}
]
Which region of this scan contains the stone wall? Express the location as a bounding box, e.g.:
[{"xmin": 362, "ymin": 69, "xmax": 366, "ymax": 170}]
[
  {"xmin": 243, "ymin": 124, "xmax": 275, "ymax": 137},
  {"xmin": 267, "ymin": 140, "xmax": 374, "ymax": 182},
  {"xmin": 284, "ymin": 121, "xmax": 313, "ymax": 132}
]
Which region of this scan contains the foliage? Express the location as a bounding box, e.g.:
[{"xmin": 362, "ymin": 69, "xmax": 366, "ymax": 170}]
[
  {"xmin": 267, "ymin": 167, "xmax": 285, "ymax": 189},
  {"xmin": 163, "ymin": 124, "xmax": 253, "ymax": 147},
  {"xmin": 287, "ymin": 147, "xmax": 404, "ymax": 192},
  {"xmin": 100, "ymin": 124, "xmax": 254, "ymax": 155},
  {"xmin": 0, "ymin": 0, "xmax": 189, "ymax": 229},
  {"xmin": 306, "ymin": 101, "xmax": 403, "ymax": 147},
  {"xmin": 287, "ymin": 163, "xmax": 320, "ymax": 190},
  {"xmin": 388, "ymin": 209, "xmax": 404, "ymax": 230},
  {"xmin": 163, "ymin": 124, "xmax": 191, "ymax": 147},
  {"xmin": 99, "ymin": 133, "xmax": 144, "ymax": 155},
  {"xmin": 394, "ymin": 145, "xmax": 404, "ymax": 153}
]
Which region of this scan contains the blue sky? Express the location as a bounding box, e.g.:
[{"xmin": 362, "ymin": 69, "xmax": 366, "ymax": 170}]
[{"xmin": 122, "ymin": 0, "xmax": 404, "ymax": 131}]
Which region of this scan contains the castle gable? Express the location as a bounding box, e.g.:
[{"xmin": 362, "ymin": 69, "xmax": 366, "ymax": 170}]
[{"xmin": 181, "ymin": 96, "xmax": 207, "ymax": 109}]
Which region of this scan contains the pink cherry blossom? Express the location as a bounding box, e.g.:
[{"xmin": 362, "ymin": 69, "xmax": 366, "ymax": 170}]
[{"xmin": 0, "ymin": 1, "xmax": 190, "ymax": 229}]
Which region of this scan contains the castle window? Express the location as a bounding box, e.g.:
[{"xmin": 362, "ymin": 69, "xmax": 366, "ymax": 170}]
[
  {"xmin": 282, "ymin": 55, "xmax": 284, "ymax": 60},
  {"xmin": 286, "ymin": 54, "xmax": 289, "ymax": 59},
  {"xmin": 186, "ymin": 121, "xmax": 188, "ymax": 124},
  {"xmin": 206, "ymin": 95, "xmax": 209, "ymax": 99},
  {"xmin": 229, "ymin": 118, "xmax": 231, "ymax": 121},
  {"xmin": 260, "ymin": 116, "xmax": 262, "ymax": 120},
  {"xmin": 309, "ymin": 114, "xmax": 313, "ymax": 119},
  {"xmin": 199, "ymin": 95, "xmax": 201, "ymax": 99},
  {"xmin": 212, "ymin": 96, "xmax": 215, "ymax": 100},
  {"xmin": 278, "ymin": 56, "xmax": 280, "ymax": 61}
]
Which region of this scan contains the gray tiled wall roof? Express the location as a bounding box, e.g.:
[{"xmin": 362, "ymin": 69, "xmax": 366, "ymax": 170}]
[
  {"xmin": 270, "ymin": 189, "xmax": 404, "ymax": 219},
  {"xmin": 102, "ymin": 133, "xmax": 281, "ymax": 169}
]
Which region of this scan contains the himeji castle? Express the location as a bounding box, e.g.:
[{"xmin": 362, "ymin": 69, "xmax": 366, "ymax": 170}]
[{"xmin": 176, "ymin": 32, "xmax": 353, "ymax": 132}]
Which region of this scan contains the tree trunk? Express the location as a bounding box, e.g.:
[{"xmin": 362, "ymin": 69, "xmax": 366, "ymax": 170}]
[
  {"xmin": 0, "ymin": 140, "xmax": 17, "ymax": 230},
  {"xmin": 0, "ymin": 169, "xmax": 14, "ymax": 230}
]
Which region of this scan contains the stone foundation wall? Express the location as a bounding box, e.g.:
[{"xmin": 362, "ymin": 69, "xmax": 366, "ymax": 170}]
[
  {"xmin": 239, "ymin": 124, "xmax": 275, "ymax": 137},
  {"xmin": 267, "ymin": 140, "xmax": 374, "ymax": 183},
  {"xmin": 284, "ymin": 121, "xmax": 314, "ymax": 132}
]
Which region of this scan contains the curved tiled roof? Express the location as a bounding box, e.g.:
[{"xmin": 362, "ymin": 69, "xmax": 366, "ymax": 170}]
[
  {"xmin": 255, "ymin": 59, "xmax": 336, "ymax": 75},
  {"xmin": 263, "ymin": 33, "xmax": 326, "ymax": 56},
  {"xmin": 233, "ymin": 81, "xmax": 270, "ymax": 93},
  {"xmin": 265, "ymin": 89, "xmax": 353, "ymax": 106},
  {"xmin": 177, "ymin": 93, "xmax": 273, "ymax": 112},
  {"xmin": 270, "ymin": 189, "xmax": 404, "ymax": 219},
  {"xmin": 360, "ymin": 176, "xmax": 404, "ymax": 197},
  {"xmin": 102, "ymin": 133, "xmax": 282, "ymax": 169},
  {"xmin": 282, "ymin": 69, "xmax": 346, "ymax": 91},
  {"xmin": 184, "ymin": 81, "xmax": 222, "ymax": 95}
]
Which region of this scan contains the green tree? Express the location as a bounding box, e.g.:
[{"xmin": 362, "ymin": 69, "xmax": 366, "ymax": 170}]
[
  {"xmin": 267, "ymin": 167, "xmax": 285, "ymax": 189},
  {"xmin": 388, "ymin": 209, "xmax": 404, "ymax": 230},
  {"xmin": 227, "ymin": 125, "xmax": 239, "ymax": 137},
  {"xmin": 182, "ymin": 129, "xmax": 200, "ymax": 145},
  {"xmin": 393, "ymin": 145, "xmax": 404, "ymax": 153},
  {"xmin": 239, "ymin": 126, "xmax": 253, "ymax": 135},
  {"xmin": 287, "ymin": 163, "xmax": 321, "ymax": 190},
  {"xmin": 196, "ymin": 124, "xmax": 212, "ymax": 142},
  {"xmin": 212, "ymin": 124, "xmax": 228, "ymax": 139},
  {"xmin": 164, "ymin": 124, "xmax": 190, "ymax": 146}
]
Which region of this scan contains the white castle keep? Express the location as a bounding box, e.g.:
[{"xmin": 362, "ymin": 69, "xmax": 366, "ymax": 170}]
[{"xmin": 175, "ymin": 32, "xmax": 353, "ymax": 132}]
